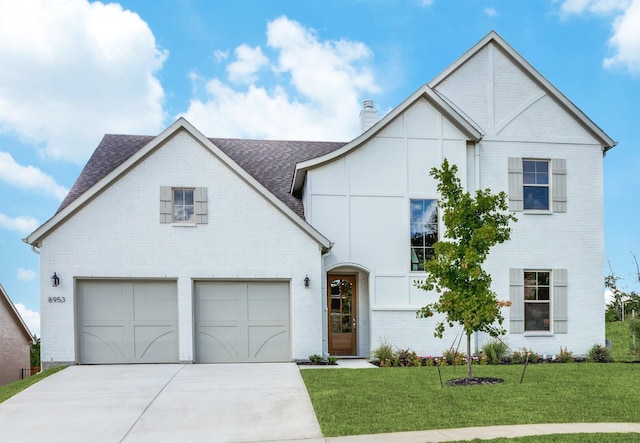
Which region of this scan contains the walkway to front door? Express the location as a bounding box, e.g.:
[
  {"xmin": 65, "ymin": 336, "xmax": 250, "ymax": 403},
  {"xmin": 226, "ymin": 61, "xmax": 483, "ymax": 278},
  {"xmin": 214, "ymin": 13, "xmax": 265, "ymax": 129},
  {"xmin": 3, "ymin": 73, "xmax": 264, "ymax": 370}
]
[{"xmin": 327, "ymin": 274, "xmax": 357, "ymax": 355}]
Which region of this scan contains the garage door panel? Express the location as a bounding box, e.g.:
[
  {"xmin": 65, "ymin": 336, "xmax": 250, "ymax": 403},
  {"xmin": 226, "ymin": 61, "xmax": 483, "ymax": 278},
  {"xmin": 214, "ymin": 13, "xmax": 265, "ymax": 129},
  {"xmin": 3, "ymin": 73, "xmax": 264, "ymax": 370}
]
[
  {"xmin": 81, "ymin": 326, "xmax": 126, "ymax": 363},
  {"xmin": 81, "ymin": 283, "xmax": 127, "ymax": 322},
  {"xmin": 195, "ymin": 281, "xmax": 290, "ymax": 363},
  {"xmin": 78, "ymin": 280, "xmax": 178, "ymax": 364},
  {"xmin": 133, "ymin": 282, "xmax": 177, "ymax": 321},
  {"xmin": 249, "ymin": 326, "xmax": 288, "ymax": 360},
  {"xmin": 196, "ymin": 326, "xmax": 242, "ymax": 362},
  {"xmin": 133, "ymin": 325, "xmax": 178, "ymax": 361}
]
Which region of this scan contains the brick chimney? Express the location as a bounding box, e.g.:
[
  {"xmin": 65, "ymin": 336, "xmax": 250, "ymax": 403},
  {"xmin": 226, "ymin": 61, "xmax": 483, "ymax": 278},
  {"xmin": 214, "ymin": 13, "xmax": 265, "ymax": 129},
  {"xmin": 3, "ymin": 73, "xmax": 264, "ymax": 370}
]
[{"xmin": 359, "ymin": 99, "xmax": 378, "ymax": 133}]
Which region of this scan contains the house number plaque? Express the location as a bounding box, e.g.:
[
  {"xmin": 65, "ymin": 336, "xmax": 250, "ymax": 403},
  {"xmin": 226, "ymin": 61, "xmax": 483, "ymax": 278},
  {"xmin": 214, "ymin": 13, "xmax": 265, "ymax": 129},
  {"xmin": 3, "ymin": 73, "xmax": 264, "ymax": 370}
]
[{"xmin": 48, "ymin": 297, "xmax": 66, "ymax": 303}]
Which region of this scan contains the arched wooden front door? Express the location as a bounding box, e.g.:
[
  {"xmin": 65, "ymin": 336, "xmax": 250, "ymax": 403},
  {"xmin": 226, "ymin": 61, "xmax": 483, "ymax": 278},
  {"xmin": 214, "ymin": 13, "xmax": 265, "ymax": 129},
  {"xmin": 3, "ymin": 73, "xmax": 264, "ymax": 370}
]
[{"xmin": 327, "ymin": 275, "xmax": 356, "ymax": 355}]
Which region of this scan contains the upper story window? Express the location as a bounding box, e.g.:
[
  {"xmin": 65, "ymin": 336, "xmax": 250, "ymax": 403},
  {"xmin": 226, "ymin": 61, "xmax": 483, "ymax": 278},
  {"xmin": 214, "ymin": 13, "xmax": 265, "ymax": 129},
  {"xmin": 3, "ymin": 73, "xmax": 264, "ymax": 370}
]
[
  {"xmin": 523, "ymin": 160, "xmax": 549, "ymax": 210},
  {"xmin": 160, "ymin": 186, "xmax": 208, "ymax": 225},
  {"xmin": 524, "ymin": 270, "xmax": 550, "ymax": 331},
  {"xmin": 508, "ymin": 157, "xmax": 566, "ymax": 213},
  {"xmin": 173, "ymin": 188, "xmax": 195, "ymax": 223},
  {"xmin": 410, "ymin": 199, "xmax": 438, "ymax": 271}
]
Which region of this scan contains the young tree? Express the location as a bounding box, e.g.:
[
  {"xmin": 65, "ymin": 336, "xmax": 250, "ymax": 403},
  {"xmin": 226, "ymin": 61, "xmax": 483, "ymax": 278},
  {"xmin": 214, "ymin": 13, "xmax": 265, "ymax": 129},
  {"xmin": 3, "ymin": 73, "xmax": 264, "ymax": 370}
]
[{"xmin": 416, "ymin": 159, "xmax": 517, "ymax": 380}]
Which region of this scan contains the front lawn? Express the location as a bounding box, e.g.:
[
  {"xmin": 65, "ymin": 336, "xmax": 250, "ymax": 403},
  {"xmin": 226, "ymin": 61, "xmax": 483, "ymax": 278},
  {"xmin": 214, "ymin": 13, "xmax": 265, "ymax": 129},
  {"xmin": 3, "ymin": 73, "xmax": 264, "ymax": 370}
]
[
  {"xmin": 0, "ymin": 366, "xmax": 66, "ymax": 403},
  {"xmin": 301, "ymin": 364, "xmax": 640, "ymax": 437},
  {"xmin": 606, "ymin": 320, "xmax": 638, "ymax": 362}
]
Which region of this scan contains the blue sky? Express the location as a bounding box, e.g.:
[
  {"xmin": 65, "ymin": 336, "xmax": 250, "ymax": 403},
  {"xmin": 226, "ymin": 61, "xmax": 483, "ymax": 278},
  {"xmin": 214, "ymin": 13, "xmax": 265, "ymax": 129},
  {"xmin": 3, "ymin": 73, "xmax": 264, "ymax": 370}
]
[{"xmin": 1, "ymin": 0, "xmax": 639, "ymax": 336}]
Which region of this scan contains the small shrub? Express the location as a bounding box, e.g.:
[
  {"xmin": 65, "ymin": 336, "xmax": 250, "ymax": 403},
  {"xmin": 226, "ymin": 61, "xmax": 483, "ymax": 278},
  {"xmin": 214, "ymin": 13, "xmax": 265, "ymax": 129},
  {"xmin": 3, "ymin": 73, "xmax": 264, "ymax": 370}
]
[
  {"xmin": 443, "ymin": 348, "xmax": 466, "ymax": 365},
  {"xmin": 557, "ymin": 346, "xmax": 574, "ymax": 363},
  {"xmin": 512, "ymin": 348, "xmax": 539, "ymax": 364},
  {"xmin": 588, "ymin": 344, "xmax": 613, "ymax": 363},
  {"xmin": 327, "ymin": 355, "xmax": 338, "ymax": 365},
  {"xmin": 372, "ymin": 338, "xmax": 394, "ymax": 362},
  {"xmin": 309, "ymin": 354, "xmax": 323, "ymax": 365},
  {"xmin": 396, "ymin": 348, "xmax": 419, "ymax": 366},
  {"xmin": 482, "ymin": 339, "xmax": 508, "ymax": 365}
]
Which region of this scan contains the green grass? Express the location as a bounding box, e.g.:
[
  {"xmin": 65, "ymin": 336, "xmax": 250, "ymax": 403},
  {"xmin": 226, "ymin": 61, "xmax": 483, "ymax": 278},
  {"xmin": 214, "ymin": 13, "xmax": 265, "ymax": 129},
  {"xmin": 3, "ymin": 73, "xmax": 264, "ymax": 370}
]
[
  {"xmin": 456, "ymin": 434, "xmax": 640, "ymax": 442},
  {"xmin": 0, "ymin": 366, "xmax": 66, "ymax": 403},
  {"xmin": 606, "ymin": 320, "xmax": 638, "ymax": 362},
  {"xmin": 301, "ymin": 364, "xmax": 640, "ymax": 437}
]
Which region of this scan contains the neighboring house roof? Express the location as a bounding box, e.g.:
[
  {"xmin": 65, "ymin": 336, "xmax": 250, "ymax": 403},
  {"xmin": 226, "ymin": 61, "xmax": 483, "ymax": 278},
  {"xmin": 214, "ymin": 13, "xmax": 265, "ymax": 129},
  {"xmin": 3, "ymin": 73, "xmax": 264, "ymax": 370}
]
[
  {"xmin": 0, "ymin": 284, "xmax": 35, "ymax": 344},
  {"xmin": 25, "ymin": 118, "xmax": 340, "ymax": 250},
  {"xmin": 429, "ymin": 30, "xmax": 617, "ymax": 151},
  {"xmin": 291, "ymin": 84, "xmax": 484, "ymax": 195}
]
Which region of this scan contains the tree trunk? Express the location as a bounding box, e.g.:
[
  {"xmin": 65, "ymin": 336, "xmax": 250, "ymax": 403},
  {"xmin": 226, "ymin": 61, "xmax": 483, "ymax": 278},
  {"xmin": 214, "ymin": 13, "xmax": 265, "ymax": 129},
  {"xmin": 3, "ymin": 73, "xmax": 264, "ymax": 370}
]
[{"xmin": 466, "ymin": 332, "xmax": 473, "ymax": 380}]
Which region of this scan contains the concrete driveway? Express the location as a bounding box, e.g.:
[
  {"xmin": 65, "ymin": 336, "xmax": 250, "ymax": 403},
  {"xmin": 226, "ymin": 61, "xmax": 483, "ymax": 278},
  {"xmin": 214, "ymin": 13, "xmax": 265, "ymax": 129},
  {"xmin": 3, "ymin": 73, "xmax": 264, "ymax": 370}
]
[{"xmin": 0, "ymin": 364, "xmax": 323, "ymax": 443}]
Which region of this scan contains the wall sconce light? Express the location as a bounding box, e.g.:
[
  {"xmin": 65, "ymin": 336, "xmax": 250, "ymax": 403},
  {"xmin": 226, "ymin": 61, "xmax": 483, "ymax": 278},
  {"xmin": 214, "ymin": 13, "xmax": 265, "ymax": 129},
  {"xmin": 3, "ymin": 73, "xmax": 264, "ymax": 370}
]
[
  {"xmin": 304, "ymin": 275, "xmax": 310, "ymax": 289},
  {"xmin": 51, "ymin": 272, "xmax": 60, "ymax": 287}
]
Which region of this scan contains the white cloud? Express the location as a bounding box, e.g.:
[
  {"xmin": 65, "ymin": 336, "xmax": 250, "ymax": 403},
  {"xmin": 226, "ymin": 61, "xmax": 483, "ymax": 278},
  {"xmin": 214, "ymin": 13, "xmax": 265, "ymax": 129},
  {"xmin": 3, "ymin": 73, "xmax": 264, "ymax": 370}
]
[
  {"xmin": 560, "ymin": 0, "xmax": 640, "ymax": 75},
  {"xmin": 182, "ymin": 16, "xmax": 379, "ymax": 141},
  {"xmin": 484, "ymin": 7, "xmax": 499, "ymax": 17},
  {"xmin": 14, "ymin": 302, "xmax": 40, "ymax": 337},
  {"xmin": 227, "ymin": 45, "xmax": 269, "ymax": 84},
  {"xmin": 561, "ymin": 0, "xmax": 630, "ymax": 14},
  {"xmin": 0, "ymin": 152, "xmax": 68, "ymax": 200},
  {"xmin": 0, "ymin": 0, "xmax": 167, "ymax": 164},
  {"xmin": 16, "ymin": 268, "xmax": 37, "ymax": 282},
  {"xmin": 0, "ymin": 213, "xmax": 39, "ymax": 233},
  {"xmin": 604, "ymin": 0, "xmax": 640, "ymax": 73},
  {"xmin": 213, "ymin": 49, "xmax": 229, "ymax": 63},
  {"xmin": 419, "ymin": 0, "xmax": 434, "ymax": 6}
]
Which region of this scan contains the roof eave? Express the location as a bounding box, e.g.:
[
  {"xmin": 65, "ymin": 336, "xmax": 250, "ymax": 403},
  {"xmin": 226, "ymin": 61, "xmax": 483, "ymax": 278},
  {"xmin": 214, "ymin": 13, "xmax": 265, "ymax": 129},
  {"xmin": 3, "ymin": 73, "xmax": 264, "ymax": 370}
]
[{"xmin": 0, "ymin": 284, "xmax": 35, "ymax": 343}]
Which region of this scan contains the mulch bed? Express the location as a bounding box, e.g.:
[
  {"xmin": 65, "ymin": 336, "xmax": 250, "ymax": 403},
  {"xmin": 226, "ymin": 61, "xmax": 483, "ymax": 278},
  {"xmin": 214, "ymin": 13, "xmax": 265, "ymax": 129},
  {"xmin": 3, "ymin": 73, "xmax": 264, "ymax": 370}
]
[{"xmin": 446, "ymin": 377, "xmax": 504, "ymax": 386}]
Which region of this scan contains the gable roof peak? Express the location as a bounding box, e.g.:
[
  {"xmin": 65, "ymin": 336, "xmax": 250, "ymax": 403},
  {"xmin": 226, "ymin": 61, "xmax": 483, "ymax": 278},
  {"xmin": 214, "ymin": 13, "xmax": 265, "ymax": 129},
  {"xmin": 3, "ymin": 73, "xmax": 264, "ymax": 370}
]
[{"xmin": 429, "ymin": 30, "xmax": 616, "ymax": 151}]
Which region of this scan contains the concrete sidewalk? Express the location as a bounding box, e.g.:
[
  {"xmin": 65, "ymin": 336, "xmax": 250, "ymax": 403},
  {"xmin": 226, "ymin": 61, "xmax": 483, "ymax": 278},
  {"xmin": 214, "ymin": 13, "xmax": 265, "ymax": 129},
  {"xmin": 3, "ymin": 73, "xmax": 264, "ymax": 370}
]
[{"xmin": 307, "ymin": 422, "xmax": 640, "ymax": 442}]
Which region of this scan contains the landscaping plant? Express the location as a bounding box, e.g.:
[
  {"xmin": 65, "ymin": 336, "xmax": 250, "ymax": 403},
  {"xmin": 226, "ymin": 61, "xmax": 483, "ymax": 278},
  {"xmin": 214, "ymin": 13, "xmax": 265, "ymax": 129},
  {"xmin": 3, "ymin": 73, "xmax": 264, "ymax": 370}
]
[
  {"xmin": 415, "ymin": 159, "xmax": 517, "ymax": 380},
  {"xmin": 482, "ymin": 338, "xmax": 509, "ymax": 365},
  {"xmin": 587, "ymin": 344, "xmax": 613, "ymax": 363},
  {"xmin": 372, "ymin": 338, "xmax": 394, "ymax": 363}
]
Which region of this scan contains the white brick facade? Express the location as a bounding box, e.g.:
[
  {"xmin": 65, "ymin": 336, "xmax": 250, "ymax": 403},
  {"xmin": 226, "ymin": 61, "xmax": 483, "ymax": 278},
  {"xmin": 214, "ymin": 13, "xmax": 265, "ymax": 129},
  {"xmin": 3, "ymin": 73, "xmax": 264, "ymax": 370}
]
[
  {"xmin": 38, "ymin": 130, "xmax": 325, "ymax": 365},
  {"xmin": 302, "ymin": 34, "xmax": 612, "ymax": 358}
]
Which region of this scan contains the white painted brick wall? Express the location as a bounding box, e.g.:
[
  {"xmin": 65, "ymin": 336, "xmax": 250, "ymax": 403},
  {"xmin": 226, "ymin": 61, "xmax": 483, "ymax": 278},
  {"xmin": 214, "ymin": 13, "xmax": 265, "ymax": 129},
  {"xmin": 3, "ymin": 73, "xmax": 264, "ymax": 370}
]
[
  {"xmin": 40, "ymin": 131, "xmax": 324, "ymax": 364},
  {"xmin": 308, "ymin": 52, "xmax": 607, "ymax": 358}
]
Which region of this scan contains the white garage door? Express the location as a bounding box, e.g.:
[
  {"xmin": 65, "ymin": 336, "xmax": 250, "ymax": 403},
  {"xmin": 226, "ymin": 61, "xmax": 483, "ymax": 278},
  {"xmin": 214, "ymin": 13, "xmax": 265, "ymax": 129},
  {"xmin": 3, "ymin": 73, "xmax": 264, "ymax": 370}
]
[
  {"xmin": 77, "ymin": 280, "xmax": 178, "ymax": 364},
  {"xmin": 195, "ymin": 281, "xmax": 290, "ymax": 363}
]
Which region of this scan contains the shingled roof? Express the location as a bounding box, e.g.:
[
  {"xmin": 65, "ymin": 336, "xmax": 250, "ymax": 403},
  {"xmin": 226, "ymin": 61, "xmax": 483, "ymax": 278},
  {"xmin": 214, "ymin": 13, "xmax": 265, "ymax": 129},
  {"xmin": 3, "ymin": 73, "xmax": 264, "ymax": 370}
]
[{"xmin": 58, "ymin": 134, "xmax": 347, "ymax": 218}]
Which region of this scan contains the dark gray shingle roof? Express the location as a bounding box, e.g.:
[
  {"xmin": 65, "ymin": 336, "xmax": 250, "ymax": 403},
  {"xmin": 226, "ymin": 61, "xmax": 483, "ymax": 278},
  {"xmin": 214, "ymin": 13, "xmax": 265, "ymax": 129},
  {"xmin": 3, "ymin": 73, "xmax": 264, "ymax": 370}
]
[{"xmin": 58, "ymin": 134, "xmax": 346, "ymax": 218}]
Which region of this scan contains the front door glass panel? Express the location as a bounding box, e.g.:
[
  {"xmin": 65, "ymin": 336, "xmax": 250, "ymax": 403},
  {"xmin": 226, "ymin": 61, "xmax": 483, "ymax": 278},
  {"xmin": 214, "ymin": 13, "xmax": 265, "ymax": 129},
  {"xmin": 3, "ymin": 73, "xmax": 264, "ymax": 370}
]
[{"xmin": 328, "ymin": 275, "xmax": 356, "ymax": 355}]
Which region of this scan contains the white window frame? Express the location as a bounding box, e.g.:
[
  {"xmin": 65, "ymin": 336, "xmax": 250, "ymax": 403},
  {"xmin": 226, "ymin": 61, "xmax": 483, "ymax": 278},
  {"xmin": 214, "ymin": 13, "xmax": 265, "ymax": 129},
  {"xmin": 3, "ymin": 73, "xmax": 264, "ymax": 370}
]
[
  {"xmin": 409, "ymin": 198, "xmax": 439, "ymax": 272},
  {"xmin": 172, "ymin": 188, "xmax": 196, "ymax": 224},
  {"xmin": 523, "ymin": 269, "xmax": 551, "ymax": 333},
  {"xmin": 522, "ymin": 159, "xmax": 550, "ymax": 212}
]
